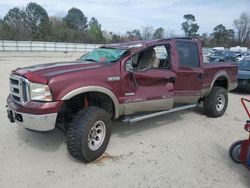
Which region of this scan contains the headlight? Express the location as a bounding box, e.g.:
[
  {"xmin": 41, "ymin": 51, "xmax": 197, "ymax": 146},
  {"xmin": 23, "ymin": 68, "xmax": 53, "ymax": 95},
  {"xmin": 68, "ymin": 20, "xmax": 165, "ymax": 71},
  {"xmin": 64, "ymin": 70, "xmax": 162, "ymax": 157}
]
[{"xmin": 29, "ymin": 83, "xmax": 52, "ymax": 101}]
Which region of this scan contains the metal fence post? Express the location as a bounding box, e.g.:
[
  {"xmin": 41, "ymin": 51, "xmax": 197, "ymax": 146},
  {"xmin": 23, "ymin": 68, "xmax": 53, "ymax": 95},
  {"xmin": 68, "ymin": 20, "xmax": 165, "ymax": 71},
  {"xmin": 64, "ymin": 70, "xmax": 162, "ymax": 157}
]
[
  {"xmin": 2, "ymin": 40, "xmax": 4, "ymax": 51},
  {"xmin": 16, "ymin": 41, "xmax": 18, "ymax": 51}
]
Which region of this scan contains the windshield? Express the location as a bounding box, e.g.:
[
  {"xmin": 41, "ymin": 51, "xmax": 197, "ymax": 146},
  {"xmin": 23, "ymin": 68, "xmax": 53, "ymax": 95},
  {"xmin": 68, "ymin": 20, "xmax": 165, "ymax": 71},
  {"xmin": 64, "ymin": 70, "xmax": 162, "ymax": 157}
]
[
  {"xmin": 239, "ymin": 60, "xmax": 250, "ymax": 70},
  {"xmin": 79, "ymin": 48, "xmax": 127, "ymax": 63}
]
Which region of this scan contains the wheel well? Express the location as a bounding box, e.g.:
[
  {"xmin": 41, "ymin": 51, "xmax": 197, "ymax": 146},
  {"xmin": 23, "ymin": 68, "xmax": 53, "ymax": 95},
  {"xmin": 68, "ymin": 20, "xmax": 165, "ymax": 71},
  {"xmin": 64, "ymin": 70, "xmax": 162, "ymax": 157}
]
[
  {"xmin": 56, "ymin": 92, "xmax": 115, "ymax": 130},
  {"xmin": 200, "ymin": 76, "xmax": 228, "ymax": 102},
  {"xmin": 213, "ymin": 76, "xmax": 228, "ymax": 90}
]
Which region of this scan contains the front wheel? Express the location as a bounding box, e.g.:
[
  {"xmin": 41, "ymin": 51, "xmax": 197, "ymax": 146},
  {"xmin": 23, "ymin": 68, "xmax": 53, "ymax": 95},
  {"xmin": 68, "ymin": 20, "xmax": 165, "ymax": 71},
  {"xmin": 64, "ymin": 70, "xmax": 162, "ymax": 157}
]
[
  {"xmin": 66, "ymin": 107, "xmax": 112, "ymax": 162},
  {"xmin": 203, "ymin": 86, "xmax": 228, "ymax": 117},
  {"xmin": 229, "ymin": 140, "xmax": 244, "ymax": 163}
]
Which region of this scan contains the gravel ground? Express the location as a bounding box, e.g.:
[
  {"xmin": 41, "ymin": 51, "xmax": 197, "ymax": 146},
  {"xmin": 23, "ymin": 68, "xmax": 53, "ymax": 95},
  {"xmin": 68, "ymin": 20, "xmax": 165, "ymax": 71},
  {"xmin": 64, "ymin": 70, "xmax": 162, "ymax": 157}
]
[{"xmin": 0, "ymin": 52, "xmax": 249, "ymax": 188}]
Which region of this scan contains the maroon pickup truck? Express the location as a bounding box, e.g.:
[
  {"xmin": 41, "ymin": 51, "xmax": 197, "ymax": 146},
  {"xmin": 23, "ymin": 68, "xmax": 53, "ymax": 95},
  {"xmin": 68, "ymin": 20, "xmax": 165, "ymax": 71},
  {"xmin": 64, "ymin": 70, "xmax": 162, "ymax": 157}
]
[{"xmin": 6, "ymin": 38, "xmax": 238, "ymax": 162}]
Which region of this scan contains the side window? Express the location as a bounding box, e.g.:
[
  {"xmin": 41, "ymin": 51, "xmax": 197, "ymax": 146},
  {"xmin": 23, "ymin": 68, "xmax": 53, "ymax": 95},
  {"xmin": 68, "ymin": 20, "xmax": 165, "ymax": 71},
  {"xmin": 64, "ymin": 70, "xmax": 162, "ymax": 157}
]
[
  {"xmin": 176, "ymin": 41, "xmax": 199, "ymax": 68},
  {"xmin": 129, "ymin": 45, "xmax": 170, "ymax": 71}
]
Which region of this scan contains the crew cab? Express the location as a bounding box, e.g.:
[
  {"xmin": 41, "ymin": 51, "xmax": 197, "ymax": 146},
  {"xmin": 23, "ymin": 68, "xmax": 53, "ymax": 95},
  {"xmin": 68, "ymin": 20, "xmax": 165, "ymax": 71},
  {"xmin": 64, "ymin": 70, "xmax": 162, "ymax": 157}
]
[{"xmin": 6, "ymin": 38, "xmax": 238, "ymax": 162}]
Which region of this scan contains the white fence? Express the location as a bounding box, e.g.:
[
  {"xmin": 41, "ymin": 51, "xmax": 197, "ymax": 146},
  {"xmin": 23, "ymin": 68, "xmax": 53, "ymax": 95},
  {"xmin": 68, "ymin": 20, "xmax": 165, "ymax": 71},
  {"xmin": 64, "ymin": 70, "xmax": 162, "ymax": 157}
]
[
  {"xmin": 0, "ymin": 40, "xmax": 227, "ymax": 54},
  {"xmin": 0, "ymin": 40, "xmax": 103, "ymax": 52}
]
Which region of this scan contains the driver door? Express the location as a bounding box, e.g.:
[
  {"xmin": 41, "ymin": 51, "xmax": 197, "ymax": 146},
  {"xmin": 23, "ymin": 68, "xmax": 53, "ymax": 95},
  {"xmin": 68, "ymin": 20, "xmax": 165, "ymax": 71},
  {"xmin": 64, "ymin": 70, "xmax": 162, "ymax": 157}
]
[{"xmin": 121, "ymin": 44, "xmax": 176, "ymax": 115}]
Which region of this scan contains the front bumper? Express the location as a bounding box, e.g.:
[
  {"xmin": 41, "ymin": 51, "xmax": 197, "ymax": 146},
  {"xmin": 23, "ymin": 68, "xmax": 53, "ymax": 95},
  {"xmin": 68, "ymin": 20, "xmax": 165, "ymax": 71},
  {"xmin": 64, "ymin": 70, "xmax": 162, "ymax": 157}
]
[
  {"xmin": 7, "ymin": 95, "xmax": 62, "ymax": 131},
  {"xmin": 7, "ymin": 108, "xmax": 57, "ymax": 131}
]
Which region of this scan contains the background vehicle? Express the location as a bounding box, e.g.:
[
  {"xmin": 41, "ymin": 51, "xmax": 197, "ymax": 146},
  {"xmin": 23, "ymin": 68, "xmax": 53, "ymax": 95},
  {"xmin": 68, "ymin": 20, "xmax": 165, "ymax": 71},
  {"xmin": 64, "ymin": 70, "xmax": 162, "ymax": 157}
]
[
  {"xmin": 212, "ymin": 47, "xmax": 225, "ymax": 52},
  {"xmin": 236, "ymin": 58, "xmax": 250, "ymax": 92},
  {"xmin": 6, "ymin": 38, "xmax": 238, "ymax": 162},
  {"xmin": 208, "ymin": 50, "xmax": 236, "ymax": 62},
  {"xmin": 230, "ymin": 46, "xmax": 248, "ymax": 52}
]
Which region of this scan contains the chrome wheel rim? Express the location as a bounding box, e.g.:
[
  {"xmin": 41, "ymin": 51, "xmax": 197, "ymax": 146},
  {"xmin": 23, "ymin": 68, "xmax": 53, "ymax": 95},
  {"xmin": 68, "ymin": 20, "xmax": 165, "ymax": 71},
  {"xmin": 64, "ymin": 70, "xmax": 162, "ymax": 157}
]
[
  {"xmin": 87, "ymin": 121, "xmax": 106, "ymax": 151},
  {"xmin": 216, "ymin": 94, "xmax": 225, "ymax": 112}
]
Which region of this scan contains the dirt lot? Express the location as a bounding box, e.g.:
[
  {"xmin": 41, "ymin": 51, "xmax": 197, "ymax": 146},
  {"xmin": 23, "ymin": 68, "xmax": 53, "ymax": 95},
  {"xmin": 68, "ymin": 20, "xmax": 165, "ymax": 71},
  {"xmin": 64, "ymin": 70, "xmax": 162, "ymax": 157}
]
[{"xmin": 0, "ymin": 52, "xmax": 249, "ymax": 188}]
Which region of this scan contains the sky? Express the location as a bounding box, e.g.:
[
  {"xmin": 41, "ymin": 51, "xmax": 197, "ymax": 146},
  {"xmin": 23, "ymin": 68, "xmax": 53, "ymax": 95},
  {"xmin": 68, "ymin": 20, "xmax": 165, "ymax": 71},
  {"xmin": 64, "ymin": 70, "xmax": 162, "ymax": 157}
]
[{"xmin": 0, "ymin": 0, "xmax": 249, "ymax": 35}]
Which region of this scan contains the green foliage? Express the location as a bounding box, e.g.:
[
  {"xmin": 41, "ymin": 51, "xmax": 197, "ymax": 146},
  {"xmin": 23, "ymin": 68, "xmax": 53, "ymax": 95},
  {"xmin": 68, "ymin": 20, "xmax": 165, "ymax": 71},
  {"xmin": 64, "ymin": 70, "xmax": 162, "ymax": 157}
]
[
  {"xmin": 87, "ymin": 17, "xmax": 105, "ymax": 43},
  {"xmin": 153, "ymin": 27, "xmax": 165, "ymax": 39},
  {"xmin": 1, "ymin": 7, "xmax": 29, "ymax": 40},
  {"xmin": 211, "ymin": 24, "xmax": 235, "ymax": 47},
  {"xmin": 25, "ymin": 2, "xmax": 50, "ymax": 40},
  {"xmin": 181, "ymin": 14, "xmax": 199, "ymax": 37},
  {"xmin": 63, "ymin": 8, "xmax": 87, "ymax": 31},
  {"xmin": 126, "ymin": 29, "xmax": 142, "ymax": 41},
  {"xmin": 0, "ymin": 3, "xmax": 249, "ymax": 47}
]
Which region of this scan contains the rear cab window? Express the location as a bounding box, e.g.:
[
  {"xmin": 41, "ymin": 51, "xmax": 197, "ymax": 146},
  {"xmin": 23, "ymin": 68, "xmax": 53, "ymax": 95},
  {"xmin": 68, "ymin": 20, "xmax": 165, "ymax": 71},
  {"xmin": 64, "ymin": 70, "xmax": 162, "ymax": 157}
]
[{"xmin": 176, "ymin": 41, "xmax": 200, "ymax": 68}]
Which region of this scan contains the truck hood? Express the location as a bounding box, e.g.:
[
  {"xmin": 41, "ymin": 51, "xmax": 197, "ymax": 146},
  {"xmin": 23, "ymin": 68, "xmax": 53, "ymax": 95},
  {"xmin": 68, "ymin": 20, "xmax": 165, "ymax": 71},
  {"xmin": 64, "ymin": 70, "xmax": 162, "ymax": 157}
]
[
  {"xmin": 238, "ymin": 69, "xmax": 250, "ymax": 79},
  {"xmin": 13, "ymin": 61, "xmax": 106, "ymax": 84}
]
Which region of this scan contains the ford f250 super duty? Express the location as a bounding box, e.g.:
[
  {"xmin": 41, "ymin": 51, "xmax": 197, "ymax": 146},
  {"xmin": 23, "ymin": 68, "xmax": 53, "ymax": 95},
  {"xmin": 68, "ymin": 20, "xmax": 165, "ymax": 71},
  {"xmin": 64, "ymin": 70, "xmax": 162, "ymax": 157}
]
[{"xmin": 6, "ymin": 38, "xmax": 238, "ymax": 162}]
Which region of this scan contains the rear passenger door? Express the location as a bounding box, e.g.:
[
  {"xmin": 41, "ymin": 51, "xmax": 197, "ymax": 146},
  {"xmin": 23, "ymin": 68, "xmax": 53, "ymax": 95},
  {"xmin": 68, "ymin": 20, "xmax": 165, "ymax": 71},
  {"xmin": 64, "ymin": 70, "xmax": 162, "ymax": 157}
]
[{"xmin": 173, "ymin": 40, "xmax": 203, "ymax": 105}]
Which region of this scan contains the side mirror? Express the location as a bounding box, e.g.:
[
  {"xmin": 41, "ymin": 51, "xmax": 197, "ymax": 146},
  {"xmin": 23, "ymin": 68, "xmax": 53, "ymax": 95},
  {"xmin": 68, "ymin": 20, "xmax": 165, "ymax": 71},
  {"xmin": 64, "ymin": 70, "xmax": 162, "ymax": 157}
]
[{"xmin": 125, "ymin": 59, "xmax": 134, "ymax": 72}]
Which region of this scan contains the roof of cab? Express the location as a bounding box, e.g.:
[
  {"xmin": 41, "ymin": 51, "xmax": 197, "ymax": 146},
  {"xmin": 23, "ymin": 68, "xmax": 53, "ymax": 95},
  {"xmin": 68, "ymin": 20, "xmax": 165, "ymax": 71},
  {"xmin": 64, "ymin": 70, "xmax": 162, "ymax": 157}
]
[{"xmin": 101, "ymin": 37, "xmax": 193, "ymax": 50}]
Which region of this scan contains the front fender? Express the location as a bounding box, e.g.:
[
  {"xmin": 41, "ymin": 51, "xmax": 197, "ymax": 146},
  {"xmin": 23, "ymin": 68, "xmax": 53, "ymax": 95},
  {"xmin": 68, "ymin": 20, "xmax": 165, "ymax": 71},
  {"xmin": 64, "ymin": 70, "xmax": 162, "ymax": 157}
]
[{"xmin": 58, "ymin": 83, "xmax": 120, "ymax": 118}]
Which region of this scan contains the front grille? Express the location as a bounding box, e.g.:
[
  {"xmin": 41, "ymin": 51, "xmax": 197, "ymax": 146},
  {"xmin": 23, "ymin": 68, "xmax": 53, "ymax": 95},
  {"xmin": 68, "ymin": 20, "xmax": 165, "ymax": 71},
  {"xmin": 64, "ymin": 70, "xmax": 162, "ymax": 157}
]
[{"xmin": 9, "ymin": 74, "xmax": 30, "ymax": 104}]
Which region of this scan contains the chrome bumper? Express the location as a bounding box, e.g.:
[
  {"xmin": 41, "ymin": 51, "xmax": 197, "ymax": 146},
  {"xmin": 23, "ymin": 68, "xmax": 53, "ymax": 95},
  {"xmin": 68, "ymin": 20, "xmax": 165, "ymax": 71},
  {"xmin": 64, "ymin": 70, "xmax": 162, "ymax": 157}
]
[{"xmin": 7, "ymin": 107, "xmax": 57, "ymax": 131}]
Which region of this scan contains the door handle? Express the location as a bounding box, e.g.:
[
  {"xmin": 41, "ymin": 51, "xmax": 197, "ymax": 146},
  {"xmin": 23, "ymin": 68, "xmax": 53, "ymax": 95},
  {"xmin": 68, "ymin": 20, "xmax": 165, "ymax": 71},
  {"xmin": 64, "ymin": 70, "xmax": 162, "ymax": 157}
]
[
  {"xmin": 198, "ymin": 73, "xmax": 204, "ymax": 80},
  {"xmin": 169, "ymin": 77, "xmax": 175, "ymax": 83}
]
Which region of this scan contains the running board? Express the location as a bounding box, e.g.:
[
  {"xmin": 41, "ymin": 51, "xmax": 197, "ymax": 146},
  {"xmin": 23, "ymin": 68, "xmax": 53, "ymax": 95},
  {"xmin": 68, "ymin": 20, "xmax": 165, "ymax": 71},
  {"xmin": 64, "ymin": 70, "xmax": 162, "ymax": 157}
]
[{"xmin": 123, "ymin": 104, "xmax": 197, "ymax": 124}]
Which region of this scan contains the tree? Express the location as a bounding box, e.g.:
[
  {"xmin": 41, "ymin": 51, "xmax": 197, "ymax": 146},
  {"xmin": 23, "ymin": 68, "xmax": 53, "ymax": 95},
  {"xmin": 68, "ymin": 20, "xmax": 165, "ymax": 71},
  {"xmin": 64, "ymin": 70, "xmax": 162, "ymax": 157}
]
[
  {"xmin": 181, "ymin": 14, "xmax": 199, "ymax": 37},
  {"xmin": 226, "ymin": 29, "xmax": 236, "ymax": 44},
  {"xmin": 126, "ymin": 29, "xmax": 141, "ymax": 41},
  {"xmin": 141, "ymin": 25, "xmax": 154, "ymax": 40},
  {"xmin": 200, "ymin": 33, "xmax": 210, "ymax": 47},
  {"xmin": 1, "ymin": 7, "xmax": 29, "ymax": 40},
  {"xmin": 63, "ymin": 8, "xmax": 87, "ymax": 31},
  {"xmin": 213, "ymin": 24, "xmax": 227, "ymax": 45},
  {"xmin": 153, "ymin": 27, "xmax": 165, "ymax": 39},
  {"xmin": 49, "ymin": 16, "xmax": 68, "ymax": 41},
  {"xmin": 111, "ymin": 33, "xmax": 125, "ymax": 43},
  {"xmin": 211, "ymin": 24, "xmax": 235, "ymax": 47},
  {"xmin": 233, "ymin": 12, "xmax": 250, "ymax": 44},
  {"xmin": 25, "ymin": 2, "xmax": 50, "ymax": 40},
  {"xmin": 87, "ymin": 17, "xmax": 105, "ymax": 43}
]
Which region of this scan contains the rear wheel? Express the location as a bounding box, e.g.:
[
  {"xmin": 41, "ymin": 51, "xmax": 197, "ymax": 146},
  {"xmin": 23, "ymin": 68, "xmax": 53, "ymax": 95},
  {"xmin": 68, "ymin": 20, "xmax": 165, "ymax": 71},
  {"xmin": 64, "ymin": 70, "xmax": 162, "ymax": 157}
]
[
  {"xmin": 66, "ymin": 107, "xmax": 111, "ymax": 162},
  {"xmin": 229, "ymin": 140, "xmax": 244, "ymax": 163},
  {"xmin": 203, "ymin": 86, "xmax": 228, "ymax": 117}
]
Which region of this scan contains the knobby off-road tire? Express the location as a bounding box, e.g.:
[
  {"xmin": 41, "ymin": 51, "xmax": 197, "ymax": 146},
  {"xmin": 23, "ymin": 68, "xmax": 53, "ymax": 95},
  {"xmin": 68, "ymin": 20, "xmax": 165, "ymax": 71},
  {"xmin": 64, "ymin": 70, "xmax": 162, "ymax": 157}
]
[
  {"xmin": 66, "ymin": 107, "xmax": 112, "ymax": 162},
  {"xmin": 229, "ymin": 140, "xmax": 244, "ymax": 164},
  {"xmin": 204, "ymin": 86, "xmax": 228, "ymax": 117}
]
